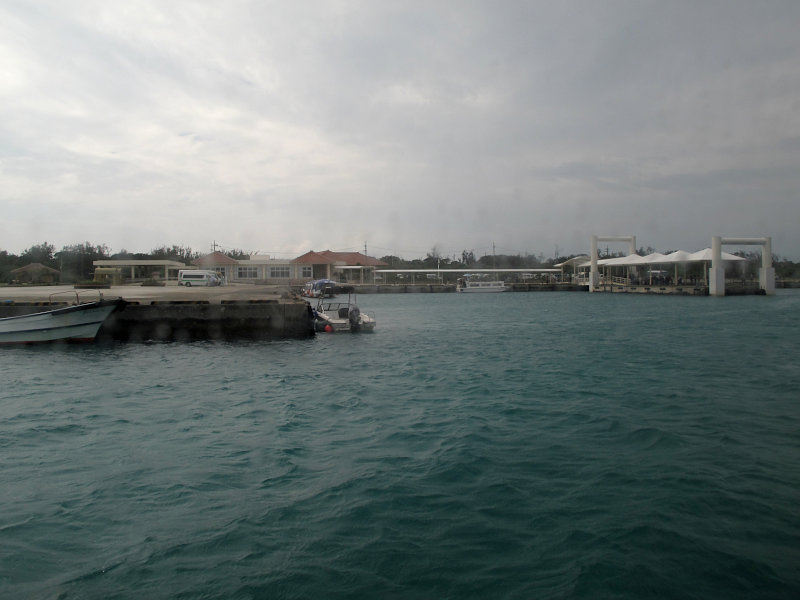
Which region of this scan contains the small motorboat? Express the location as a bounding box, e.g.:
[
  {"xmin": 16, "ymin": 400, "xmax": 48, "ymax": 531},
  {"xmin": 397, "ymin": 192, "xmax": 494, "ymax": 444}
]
[
  {"xmin": 0, "ymin": 298, "xmax": 125, "ymax": 345},
  {"xmin": 312, "ymin": 296, "xmax": 376, "ymax": 333}
]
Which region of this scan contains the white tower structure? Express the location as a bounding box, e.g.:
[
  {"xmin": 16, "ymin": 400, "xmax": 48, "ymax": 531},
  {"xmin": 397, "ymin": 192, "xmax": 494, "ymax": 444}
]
[
  {"xmin": 589, "ymin": 235, "xmax": 636, "ymax": 292},
  {"xmin": 709, "ymin": 236, "xmax": 774, "ymax": 297}
]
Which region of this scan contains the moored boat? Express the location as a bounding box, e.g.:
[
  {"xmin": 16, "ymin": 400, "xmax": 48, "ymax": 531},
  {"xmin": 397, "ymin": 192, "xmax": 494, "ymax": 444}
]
[
  {"xmin": 312, "ymin": 296, "xmax": 376, "ymax": 333},
  {"xmin": 456, "ymin": 277, "xmax": 510, "ymax": 293},
  {"xmin": 0, "ymin": 299, "xmax": 125, "ymax": 345}
]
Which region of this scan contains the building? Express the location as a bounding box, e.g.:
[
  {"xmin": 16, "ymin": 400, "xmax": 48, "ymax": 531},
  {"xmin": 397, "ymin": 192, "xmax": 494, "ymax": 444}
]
[
  {"xmin": 92, "ymin": 249, "xmax": 388, "ymax": 286},
  {"xmin": 199, "ymin": 250, "xmax": 389, "ymax": 285},
  {"xmin": 10, "ymin": 262, "xmax": 60, "ymax": 284},
  {"xmin": 193, "ymin": 251, "xmax": 240, "ymax": 283},
  {"xmin": 91, "ymin": 260, "xmax": 186, "ymax": 281},
  {"xmin": 292, "ymin": 250, "xmax": 388, "ymax": 284}
]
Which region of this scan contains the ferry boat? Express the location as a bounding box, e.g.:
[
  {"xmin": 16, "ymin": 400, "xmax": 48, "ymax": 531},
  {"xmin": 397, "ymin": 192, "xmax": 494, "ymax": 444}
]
[{"xmin": 456, "ymin": 278, "xmax": 510, "ymax": 293}]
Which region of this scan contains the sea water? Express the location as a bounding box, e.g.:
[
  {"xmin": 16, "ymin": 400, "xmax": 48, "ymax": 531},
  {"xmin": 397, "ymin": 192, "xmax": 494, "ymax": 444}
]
[{"xmin": 1, "ymin": 291, "xmax": 799, "ymax": 599}]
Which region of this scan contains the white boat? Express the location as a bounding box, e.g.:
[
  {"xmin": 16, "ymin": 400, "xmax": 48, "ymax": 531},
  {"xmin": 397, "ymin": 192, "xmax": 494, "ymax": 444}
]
[
  {"xmin": 312, "ymin": 296, "xmax": 376, "ymax": 333},
  {"xmin": 456, "ymin": 278, "xmax": 510, "ymax": 293},
  {"xmin": 0, "ymin": 299, "xmax": 124, "ymax": 345}
]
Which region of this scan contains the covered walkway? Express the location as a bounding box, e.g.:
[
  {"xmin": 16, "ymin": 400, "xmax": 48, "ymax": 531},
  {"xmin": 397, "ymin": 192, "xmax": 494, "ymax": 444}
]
[
  {"xmin": 576, "ymin": 249, "xmax": 748, "ymax": 292},
  {"xmin": 93, "ymin": 260, "xmax": 187, "ymax": 281}
]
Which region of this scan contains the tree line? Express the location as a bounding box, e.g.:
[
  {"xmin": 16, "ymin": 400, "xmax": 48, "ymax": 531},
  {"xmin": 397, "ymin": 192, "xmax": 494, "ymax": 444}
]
[
  {"xmin": 379, "ymin": 249, "xmax": 566, "ymax": 271},
  {"xmin": 2, "ymin": 241, "xmax": 799, "ymax": 284},
  {"xmin": 0, "ymin": 242, "xmax": 246, "ymax": 284}
]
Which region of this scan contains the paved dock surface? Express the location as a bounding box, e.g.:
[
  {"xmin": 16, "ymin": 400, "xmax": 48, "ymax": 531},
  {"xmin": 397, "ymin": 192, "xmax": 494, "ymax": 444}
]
[{"xmin": 1, "ymin": 283, "xmax": 295, "ymax": 305}]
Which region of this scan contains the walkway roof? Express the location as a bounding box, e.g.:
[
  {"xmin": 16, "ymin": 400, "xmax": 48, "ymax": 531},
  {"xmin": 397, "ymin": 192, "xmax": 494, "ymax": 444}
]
[{"xmin": 94, "ymin": 260, "xmax": 186, "ymax": 268}]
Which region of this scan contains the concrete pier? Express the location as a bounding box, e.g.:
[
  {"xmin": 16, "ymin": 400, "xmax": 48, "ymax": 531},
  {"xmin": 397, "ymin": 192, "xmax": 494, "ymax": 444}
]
[{"xmin": 0, "ymin": 284, "xmax": 315, "ymax": 341}]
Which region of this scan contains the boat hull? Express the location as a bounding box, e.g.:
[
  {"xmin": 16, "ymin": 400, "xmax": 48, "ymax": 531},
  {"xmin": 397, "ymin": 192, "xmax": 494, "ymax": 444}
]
[
  {"xmin": 312, "ymin": 298, "xmax": 376, "ymax": 333},
  {"xmin": 456, "ymin": 281, "xmax": 509, "ymax": 293},
  {"xmin": 0, "ymin": 300, "xmax": 122, "ymax": 345}
]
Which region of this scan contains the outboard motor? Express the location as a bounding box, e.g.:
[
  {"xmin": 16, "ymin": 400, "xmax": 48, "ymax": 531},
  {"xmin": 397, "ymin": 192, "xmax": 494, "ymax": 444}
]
[{"xmin": 348, "ymin": 306, "xmax": 361, "ymax": 331}]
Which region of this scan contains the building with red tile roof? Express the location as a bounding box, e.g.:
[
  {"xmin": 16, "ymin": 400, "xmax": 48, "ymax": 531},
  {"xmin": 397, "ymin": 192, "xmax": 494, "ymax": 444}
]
[
  {"xmin": 91, "ymin": 249, "xmax": 388, "ymax": 286},
  {"xmin": 293, "ymin": 250, "xmax": 387, "ymax": 282}
]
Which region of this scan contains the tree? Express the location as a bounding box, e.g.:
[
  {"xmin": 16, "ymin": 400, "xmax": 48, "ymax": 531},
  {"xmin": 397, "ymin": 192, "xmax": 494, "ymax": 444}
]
[
  {"xmin": 55, "ymin": 242, "xmax": 110, "ymax": 282},
  {"xmin": 20, "ymin": 242, "xmax": 56, "ymax": 267},
  {"xmin": 379, "ymin": 255, "xmax": 403, "ymax": 267},
  {"xmin": 0, "ymin": 250, "xmax": 19, "ymax": 282},
  {"xmin": 150, "ymin": 245, "xmax": 199, "ymax": 263},
  {"xmin": 225, "ymin": 248, "xmax": 250, "ymax": 260}
]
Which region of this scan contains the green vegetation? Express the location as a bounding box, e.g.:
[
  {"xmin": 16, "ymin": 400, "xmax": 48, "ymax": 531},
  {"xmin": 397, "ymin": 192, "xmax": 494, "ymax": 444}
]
[
  {"xmin": 0, "ymin": 242, "xmax": 206, "ymax": 284},
  {"xmin": 379, "ymin": 248, "xmax": 565, "ymax": 271}
]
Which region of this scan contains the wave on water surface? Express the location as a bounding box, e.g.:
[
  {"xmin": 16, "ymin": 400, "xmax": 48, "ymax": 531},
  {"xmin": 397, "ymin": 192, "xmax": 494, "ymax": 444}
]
[{"xmin": 1, "ymin": 291, "xmax": 799, "ymax": 598}]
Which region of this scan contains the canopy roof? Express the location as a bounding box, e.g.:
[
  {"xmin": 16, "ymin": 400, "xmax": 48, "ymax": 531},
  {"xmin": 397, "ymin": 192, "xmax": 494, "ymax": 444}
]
[
  {"xmin": 11, "ymin": 262, "xmax": 60, "ymax": 274},
  {"xmin": 578, "ymin": 248, "xmax": 746, "ymax": 268},
  {"xmin": 554, "ymin": 255, "xmax": 590, "ymax": 268}
]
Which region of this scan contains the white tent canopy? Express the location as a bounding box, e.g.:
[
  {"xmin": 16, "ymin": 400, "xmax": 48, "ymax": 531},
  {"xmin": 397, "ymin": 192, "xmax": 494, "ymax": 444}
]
[
  {"xmin": 686, "ymin": 248, "xmax": 746, "ymax": 262},
  {"xmin": 578, "ymin": 248, "xmax": 745, "ymax": 268}
]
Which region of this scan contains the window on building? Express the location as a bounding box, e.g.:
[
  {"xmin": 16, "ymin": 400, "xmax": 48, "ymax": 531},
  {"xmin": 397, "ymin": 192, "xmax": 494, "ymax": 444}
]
[
  {"xmin": 270, "ymin": 266, "xmax": 290, "ymax": 278},
  {"xmin": 237, "ymin": 266, "xmax": 259, "ymax": 278},
  {"xmin": 301, "ymin": 266, "xmax": 312, "ymax": 278}
]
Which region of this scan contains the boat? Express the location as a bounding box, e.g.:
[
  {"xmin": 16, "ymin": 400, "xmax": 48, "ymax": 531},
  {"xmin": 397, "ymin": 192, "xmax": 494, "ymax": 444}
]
[
  {"xmin": 312, "ymin": 296, "xmax": 376, "ymax": 333},
  {"xmin": 456, "ymin": 277, "xmax": 510, "ymax": 293},
  {"xmin": 0, "ymin": 298, "xmax": 125, "ymax": 345}
]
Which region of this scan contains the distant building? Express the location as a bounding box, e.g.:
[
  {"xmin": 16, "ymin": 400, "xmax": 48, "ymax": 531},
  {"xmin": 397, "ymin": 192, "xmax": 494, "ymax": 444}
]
[
  {"xmin": 193, "ymin": 251, "xmax": 240, "ymax": 283},
  {"xmin": 293, "ymin": 250, "xmax": 388, "ymax": 283},
  {"xmin": 92, "ymin": 249, "xmax": 389, "ymax": 285},
  {"xmin": 10, "ymin": 262, "xmax": 60, "ymax": 284}
]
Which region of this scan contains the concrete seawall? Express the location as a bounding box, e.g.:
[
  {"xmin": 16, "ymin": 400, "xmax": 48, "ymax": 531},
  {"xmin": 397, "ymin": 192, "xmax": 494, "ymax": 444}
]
[
  {"xmin": 99, "ymin": 300, "xmax": 314, "ymax": 342},
  {"xmin": 345, "ymin": 283, "xmax": 588, "ymax": 293},
  {"xmin": 0, "ymin": 284, "xmax": 315, "ymax": 341}
]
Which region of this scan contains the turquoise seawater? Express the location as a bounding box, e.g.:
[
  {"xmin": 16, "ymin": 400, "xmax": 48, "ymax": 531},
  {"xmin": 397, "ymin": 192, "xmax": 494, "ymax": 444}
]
[{"xmin": 1, "ymin": 291, "xmax": 799, "ymax": 599}]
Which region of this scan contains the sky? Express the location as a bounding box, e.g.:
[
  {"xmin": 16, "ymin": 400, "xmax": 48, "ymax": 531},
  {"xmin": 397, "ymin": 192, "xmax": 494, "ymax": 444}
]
[{"xmin": 2, "ymin": 1, "xmax": 799, "ymax": 261}]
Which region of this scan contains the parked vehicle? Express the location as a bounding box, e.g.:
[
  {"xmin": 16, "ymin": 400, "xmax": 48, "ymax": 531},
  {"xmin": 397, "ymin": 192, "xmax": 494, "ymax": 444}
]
[{"xmin": 178, "ymin": 270, "xmax": 222, "ymax": 287}]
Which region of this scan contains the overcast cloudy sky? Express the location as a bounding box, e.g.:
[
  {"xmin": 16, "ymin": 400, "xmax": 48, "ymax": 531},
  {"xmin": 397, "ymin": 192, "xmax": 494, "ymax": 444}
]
[{"xmin": 2, "ymin": 1, "xmax": 799, "ymax": 260}]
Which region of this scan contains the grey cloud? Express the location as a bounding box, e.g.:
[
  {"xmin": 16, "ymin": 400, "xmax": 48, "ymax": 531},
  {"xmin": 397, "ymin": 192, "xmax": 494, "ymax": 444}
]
[{"xmin": 1, "ymin": 0, "xmax": 799, "ymax": 258}]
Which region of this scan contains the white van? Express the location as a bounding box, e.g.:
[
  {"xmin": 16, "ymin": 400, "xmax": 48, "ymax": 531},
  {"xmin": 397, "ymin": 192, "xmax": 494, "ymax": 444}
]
[{"xmin": 178, "ymin": 270, "xmax": 221, "ymax": 287}]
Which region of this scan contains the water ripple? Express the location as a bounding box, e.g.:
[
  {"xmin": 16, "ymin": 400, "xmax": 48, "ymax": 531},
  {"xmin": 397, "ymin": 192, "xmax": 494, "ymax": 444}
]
[{"xmin": 1, "ymin": 292, "xmax": 799, "ymax": 598}]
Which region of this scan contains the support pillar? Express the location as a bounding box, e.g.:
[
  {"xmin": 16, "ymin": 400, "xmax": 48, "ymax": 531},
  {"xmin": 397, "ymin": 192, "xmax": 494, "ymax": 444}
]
[
  {"xmin": 711, "ymin": 235, "xmax": 774, "ymax": 296},
  {"xmin": 760, "ymin": 236, "xmax": 775, "ymax": 295},
  {"xmin": 589, "ymin": 234, "xmax": 636, "ymax": 292},
  {"xmin": 589, "ymin": 235, "xmax": 599, "ymax": 292},
  {"xmin": 709, "ymin": 236, "xmax": 725, "ymax": 296}
]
